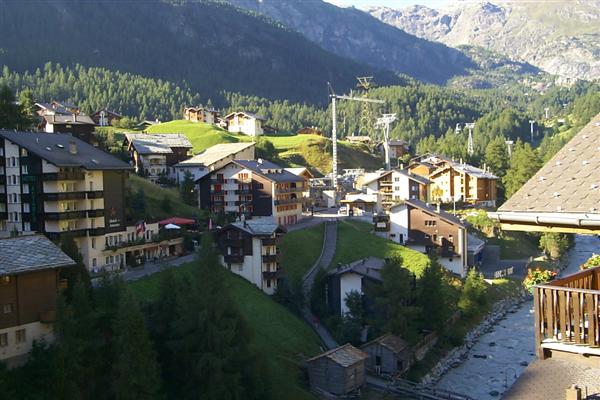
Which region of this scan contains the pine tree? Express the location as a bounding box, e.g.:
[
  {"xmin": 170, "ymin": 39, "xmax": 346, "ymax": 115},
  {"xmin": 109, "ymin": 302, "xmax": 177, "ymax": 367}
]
[
  {"xmin": 458, "ymin": 268, "xmax": 488, "ymax": 317},
  {"xmin": 180, "ymin": 170, "xmax": 196, "ymax": 206},
  {"xmin": 502, "ymin": 140, "xmax": 542, "ymax": 197},
  {"xmin": 112, "ymin": 287, "xmax": 162, "ymax": 400},
  {"xmin": 484, "ymin": 136, "xmax": 509, "ymax": 177},
  {"xmin": 418, "ymin": 259, "xmax": 450, "ymax": 332}
]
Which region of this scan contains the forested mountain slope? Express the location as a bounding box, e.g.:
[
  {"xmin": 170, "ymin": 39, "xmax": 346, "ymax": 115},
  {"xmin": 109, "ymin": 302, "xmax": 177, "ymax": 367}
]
[
  {"xmin": 0, "ymin": 0, "xmax": 400, "ymax": 104},
  {"xmin": 227, "ymin": 0, "xmax": 474, "ymax": 84}
]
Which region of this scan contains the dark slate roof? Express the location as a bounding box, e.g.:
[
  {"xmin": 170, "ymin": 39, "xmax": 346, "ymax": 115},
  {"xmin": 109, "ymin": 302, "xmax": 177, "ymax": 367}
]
[
  {"xmin": 223, "ymin": 111, "xmax": 266, "ymax": 121},
  {"xmin": 362, "ymin": 334, "xmax": 410, "ymax": 354},
  {"xmin": 307, "ymin": 343, "xmax": 369, "ymax": 367},
  {"xmin": 0, "ymin": 130, "xmax": 133, "ymax": 170},
  {"xmin": 226, "ymin": 216, "xmax": 286, "ymax": 236},
  {"xmin": 43, "ymin": 114, "xmax": 96, "ymax": 126},
  {"xmin": 328, "ymin": 256, "xmax": 385, "ymax": 282},
  {"xmin": 0, "ymin": 235, "xmax": 75, "ymax": 276},
  {"xmin": 403, "ymin": 199, "xmax": 467, "ymax": 228},
  {"xmin": 233, "ymin": 160, "xmax": 304, "ymax": 183},
  {"xmin": 499, "ymin": 113, "xmax": 600, "ymax": 215}
]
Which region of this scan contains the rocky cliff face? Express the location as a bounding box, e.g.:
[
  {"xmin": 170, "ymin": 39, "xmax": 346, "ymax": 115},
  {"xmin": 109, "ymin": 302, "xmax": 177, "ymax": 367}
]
[
  {"xmin": 367, "ymin": 1, "xmax": 600, "ymax": 82},
  {"xmin": 227, "ymin": 0, "xmax": 475, "ymax": 84}
]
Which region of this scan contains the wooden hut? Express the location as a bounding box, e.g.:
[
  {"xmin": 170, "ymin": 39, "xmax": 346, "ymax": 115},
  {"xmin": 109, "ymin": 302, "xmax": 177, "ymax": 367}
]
[
  {"xmin": 306, "ymin": 344, "xmax": 369, "ymax": 395},
  {"xmin": 361, "ymin": 334, "xmax": 413, "ymax": 375}
]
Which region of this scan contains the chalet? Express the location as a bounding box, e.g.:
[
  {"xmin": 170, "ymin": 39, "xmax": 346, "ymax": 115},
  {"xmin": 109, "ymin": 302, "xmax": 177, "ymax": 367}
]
[
  {"xmin": 492, "ymin": 115, "xmax": 600, "ymax": 398},
  {"xmin": 306, "ymin": 344, "xmax": 369, "ymax": 396},
  {"xmin": 136, "ymin": 119, "xmax": 160, "ymax": 130},
  {"xmin": 198, "ymin": 159, "xmax": 305, "ymax": 226},
  {"xmin": 214, "ymin": 217, "xmax": 285, "ymax": 294},
  {"xmin": 90, "ymin": 108, "xmax": 122, "ymax": 126},
  {"xmin": 285, "ymin": 167, "xmax": 313, "ymax": 208},
  {"xmin": 345, "ymin": 135, "xmax": 372, "ymax": 144},
  {"xmin": 296, "ymin": 126, "xmax": 323, "ymax": 136},
  {"xmin": 0, "ymin": 235, "xmax": 75, "ymax": 367},
  {"xmin": 375, "ymin": 139, "xmax": 409, "ymax": 164},
  {"xmin": 380, "ymin": 199, "xmax": 469, "ymax": 277},
  {"xmin": 410, "ymin": 154, "xmax": 498, "ymax": 207},
  {"xmin": 361, "ymin": 334, "xmax": 413, "ymax": 375},
  {"xmin": 175, "ymin": 142, "xmax": 255, "ymax": 184},
  {"xmin": 362, "ymin": 168, "xmax": 429, "ymax": 212},
  {"xmin": 34, "ymin": 101, "xmax": 96, "ymax": 143},
  {"xmin": 222, "ymin": 112, "xmax": 266, "ymax": 137},
  {"xmin": 327, "ymin": 257, "xmax": 385, "ymax": 315},
  {"xmin": 123, "ymin": 133, "xmax": 192, "ymax": 182},
  {"xmin": 183, "ymin": 106, "xmax": 219, "ymax": 125},
  {"xmin": 0, "ymin": 130, "xmax": 184, "ymax": 273}
]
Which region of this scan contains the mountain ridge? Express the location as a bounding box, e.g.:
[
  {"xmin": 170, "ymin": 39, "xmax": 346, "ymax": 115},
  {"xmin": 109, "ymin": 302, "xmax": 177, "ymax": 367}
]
[{"xmin": 366, "ymin": 1, "xmax": 600, "ymax": 82}]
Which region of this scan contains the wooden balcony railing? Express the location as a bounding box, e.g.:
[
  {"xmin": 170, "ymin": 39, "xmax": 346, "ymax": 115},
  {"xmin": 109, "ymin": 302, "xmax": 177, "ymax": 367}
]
[{"xmin": 533, "ymin": 266, "xmax": 600, "ymax": 359}]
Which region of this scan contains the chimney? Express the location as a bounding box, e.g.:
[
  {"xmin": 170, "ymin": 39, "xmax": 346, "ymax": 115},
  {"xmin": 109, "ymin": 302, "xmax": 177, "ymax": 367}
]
[
  {"xmin": 72, "ymin": 113, "xmax": 77, "ymax": 122},
  {"xmin": 69, "ymin": 141, "xmax": 77, "ymax": 155},
  {"xmin": 436, "ymin": 203, "xmax": 441, "ymax": 213}
]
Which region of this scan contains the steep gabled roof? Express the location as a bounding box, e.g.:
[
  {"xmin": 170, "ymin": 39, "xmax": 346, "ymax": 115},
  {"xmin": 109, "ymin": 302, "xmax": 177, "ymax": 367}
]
[
  {"xmin": 233, "ymin": 160, "xmax": 304, "ymax": 183},
  {"xmin": 0, "ymin": 130, "xmax": 132, "ymax": 170},
  {"xmin": 396, "ymin": 199, "xmax": 467, "ymax": 229},
  {"xmin": 499, "ymin": 114, "xmax": 600, "ymax": 215},
  {"xmin": 362, "ymin": 334, "xmax": 410, "ymax": 354},
  {"xmin": 307, "ymin": 343, "xmax": 369, "ymax": 367},
  {"xmin": 223, "ymin": 111, "xmax": 266, "ymax": 121},
  {"xmin": 125, "ymin": 133, "xmax": 192, "ymax": 155},
  {"xmin": 220, "ymin": 217, "xmax": 286, "ymax": 237},
  {"xmin": 0, "ymin": 235, "xmax": 75, "ymax": 276},
  {"xmin": 177, "ymin": 142, "xmax": 255, "ymax": 167}
]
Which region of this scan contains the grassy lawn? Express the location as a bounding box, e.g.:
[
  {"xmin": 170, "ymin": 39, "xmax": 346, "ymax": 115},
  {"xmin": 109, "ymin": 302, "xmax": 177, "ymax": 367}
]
[
  {"xmin": 332, "ymin": 219, "xmax": 430, "ymax": 277},
  {"xmin": 280, "ymin": 223, "xmax": 325, "ymax": 285},
  {"xmin": 487, "ymin": 231, "xmax": 540, "ymax": 259},
  {"xmin": 130, "ymin": 262, "xmax": 321, "ymax": 400},
  {"xmin": 146, "ymin": 120, "xmax": 250, "ymax": 153},
  {"xmin": 128, "ymin": 174, "xmax": 203, "ymax": 220}
]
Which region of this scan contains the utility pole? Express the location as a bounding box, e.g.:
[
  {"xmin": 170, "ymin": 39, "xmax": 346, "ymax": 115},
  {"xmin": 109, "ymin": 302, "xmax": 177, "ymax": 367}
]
[
  {"xmin": 375, "ymin": 113, "xmax": 397, "ymax": 171},
  {"xmin": 529, "ymin": 120, "xmax": 535, "ymax": 142},
  {"xmin": 465, "ymin": 123, "xmax": 475, "ymax": 156},
  {"xmin": 328, "ymin": 84, "xmax": 384, "ymax": 195}
]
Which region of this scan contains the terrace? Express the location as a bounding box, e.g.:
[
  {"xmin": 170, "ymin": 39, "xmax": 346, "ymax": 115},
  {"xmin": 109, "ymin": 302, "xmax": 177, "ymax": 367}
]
[{"xmin": 533, "ymin": 265, "xmax": 600, "ymax": 359}]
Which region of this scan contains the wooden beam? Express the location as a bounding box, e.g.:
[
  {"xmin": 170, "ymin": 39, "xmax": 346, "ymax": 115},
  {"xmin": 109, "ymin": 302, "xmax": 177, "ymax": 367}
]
[{"xmin": 499, "ymin": 223, "xmax": 600, "ymax": 235}]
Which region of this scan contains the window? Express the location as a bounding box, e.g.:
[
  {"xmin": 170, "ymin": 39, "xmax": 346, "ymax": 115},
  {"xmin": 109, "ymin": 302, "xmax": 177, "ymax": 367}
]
[
  {"xmin": 425, "ymin": 220, "xmax": 437, "ymax": 227},
  {"xmin": 91, "ymin": 238, "xmax": 96, "ymax": 249},
  {"xmin": 22, "ymin": 164, "xmax": 28, "ymax": 174},
  {"xmin": 0, "ymin": 276, "xmax": 11, "ymax": 285},
  {"xmin": 10, "ymin": 157, "xmax": 16, "ymax": 167},
  {"xmin": 266, "ymin": 279, "xmax": 271, "ymax": 288},
  {"xmin": 448, "ymin": 235, "xmax": 454, "ymax": 242},
  {"xmin": 106, "ymin": 257, "xmax": 109, "ymax": 265},
  {"xmin": 15, "ymin": 329, "xmax": 26, "ymax": 344},
  {"xmin": 3, "ymin": 304, "xmax": 12, "ymax": 314},
  {"xmin": 397, "ymin": 360, "xmax": 404, "ymax": 371},
  {"xmin": 433, "ymin": 234, "xmax": 437, "ymax": 242},
  {"xmin": 92, "ymin": 258, "xmax": 97, "ymax": 267},
  {"xmin": 0, "ymin": 333, "xmax": 7, "ymax": 347}
]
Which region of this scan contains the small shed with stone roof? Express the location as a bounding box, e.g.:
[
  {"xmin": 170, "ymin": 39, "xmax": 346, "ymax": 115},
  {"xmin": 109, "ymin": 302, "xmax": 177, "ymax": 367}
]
[
  {"xmin": 361, "ymin": 334, "xmax": 413, "ymax": 375},
  {"xmin": 306, "ymin": 343, "xmax": 369, "ymax": 395}
]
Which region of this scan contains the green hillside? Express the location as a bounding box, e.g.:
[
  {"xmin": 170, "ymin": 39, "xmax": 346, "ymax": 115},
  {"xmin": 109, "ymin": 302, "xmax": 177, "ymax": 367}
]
[
  {"xmin": 145, "ymin": 120, "xmax": 249, "ymax": 153},
  {"xmin": 143, "ymin": 121, "xmax": 382, "ymax": 175},
  {"xmin": 127, "ymin": 174, "xmax": 202, "ymax": 221},
  {"xmin": 333, "ymin": 220, "xmax": 430, "ymax": 277},
  {"xmin": 130, "ymin": 263, "xmax": 321, "ymax": 400}
]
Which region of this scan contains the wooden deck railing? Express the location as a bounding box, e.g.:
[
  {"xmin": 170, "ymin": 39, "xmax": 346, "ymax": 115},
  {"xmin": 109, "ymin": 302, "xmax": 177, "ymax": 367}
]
[{"xmin": 533, "ymin": 266, "xmax": 600, "ymax": 359}]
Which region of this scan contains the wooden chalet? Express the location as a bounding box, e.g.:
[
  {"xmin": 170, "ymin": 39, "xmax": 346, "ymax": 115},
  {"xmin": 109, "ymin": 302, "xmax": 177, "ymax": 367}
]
[
  {"xmin": 306, "ymin": 344, "xmax": 369, "ymax": 395},
  {"xmin": 361, "ymin": 334, "xmax": 414, "ymax": 375},
  {"xmin": 183, "ymin": 106, "xmax": 219, "ymax": 125},
  {"xmin": 90, "ymin": 108, "xmax": 122, "ymax": 126},
  {"xmin": 296, "ymin": 126, "xmax": 323, "ymax": 136}
]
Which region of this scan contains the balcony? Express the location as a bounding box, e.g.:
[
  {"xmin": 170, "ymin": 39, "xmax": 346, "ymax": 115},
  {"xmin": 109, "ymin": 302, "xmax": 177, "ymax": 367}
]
[
  {"xmin": 235, "ymin": 189, "xmax": 252, "ymax": 195},
  {"xmin": 45, "ymin": 229, "xmax": 88, "ymax": 240},
  {"xmin": 0, "ymin": 193, "xmax": 6, "ymax": 203},
  {"xmin": 262, "ymin": 237, "xmax": 277, "ymax": 246},
  {"xmin": 274, "ymin": 198, "xmax": 300, "ymax": 206},
  {"xmin": 262, "ymin": 253, "xmax": 281, "ymax": 263},
  {"xmin": 0, "ymin": 175, "xmax": 5, "ymax": 185},
  {"xmin": 224, "ymin": 254, "xmax": 244, "ymax": 264},
  {"xmin": 211, "ymin": 179, "xmax": 226, "ymax": 185},
  {"xmin": 262, "ymin": 269, "xmax": 281, "ymax": 280},
  {"xmin": 21, "ymin": 193, "xmax": 31, "ymax": 202},
  {"xmin": 276, "ymin": 186, "xmax": 304, "ymax": 193},
  {"xmin": 87, "ymin": 209, "xmax": 105, "ymax": 218},
  {"xmin": 42, "ymin": 171, "xmax": 85, "ymax": 181},
  {"xmin": 45, "ymin": 211, "xmax": 87, "ymax": 220},
  {"xmin": 88, "ymin": 227, "xmax": 106, "ymax": 236},
  {"xmin": 533, "ymin": 266, "xmax": 600, "ymax": 359},
  {"xmin": 43, "ymin": 191, "xmax": 87, "ymax": 201},
  {"xmin": 87, "ymin": 190, "xmax": 104, "ymax": 199}
]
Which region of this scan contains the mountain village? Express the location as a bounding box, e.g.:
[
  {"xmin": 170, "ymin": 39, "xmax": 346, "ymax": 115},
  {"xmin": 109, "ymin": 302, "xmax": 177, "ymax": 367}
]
[{"xmin": 0, "ymin": 1, "xmax": 599, "ymax": 399}]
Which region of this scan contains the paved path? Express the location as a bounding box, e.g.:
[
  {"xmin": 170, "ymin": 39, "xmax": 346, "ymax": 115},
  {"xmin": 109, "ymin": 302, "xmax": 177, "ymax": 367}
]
[{"xmin": 301, "ymin": 220, "xmax": 339, "ymax": 350}]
